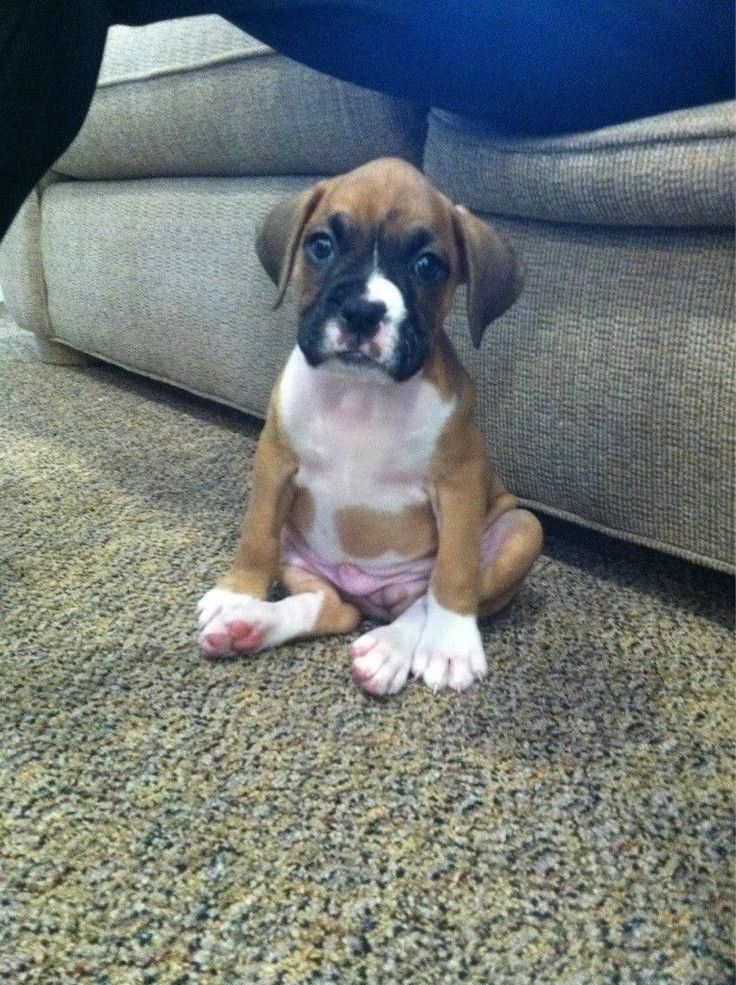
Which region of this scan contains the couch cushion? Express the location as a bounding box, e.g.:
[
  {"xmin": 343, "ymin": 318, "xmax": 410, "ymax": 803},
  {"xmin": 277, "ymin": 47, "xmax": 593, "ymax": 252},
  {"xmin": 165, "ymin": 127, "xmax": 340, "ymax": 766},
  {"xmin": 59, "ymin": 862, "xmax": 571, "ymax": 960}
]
[
  {"xmin": 424, "ymin": 102, "xmax": 735, "ymax": 226},
  {"xmin": 444, "ymin": 217, "xmax": 735, "ymax": 573},
  {"xmin": 38, "ymin": 176, "xmax": 309, "ymax": 418},
  {"xmin": 0, "ymin": 185, "xmax": 51, "ymax": 338},
  {"xmin": 55, "ymin": 16, "xmax": 426, "ymax": 181}
]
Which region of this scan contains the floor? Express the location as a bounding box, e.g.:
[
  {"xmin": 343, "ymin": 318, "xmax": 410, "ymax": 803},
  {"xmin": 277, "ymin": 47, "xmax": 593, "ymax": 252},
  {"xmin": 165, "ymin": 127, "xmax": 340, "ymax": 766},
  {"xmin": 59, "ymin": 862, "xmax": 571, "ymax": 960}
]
[{"xmin": 0, "ymin": 313, "xmax": 733, "ymax": 985}]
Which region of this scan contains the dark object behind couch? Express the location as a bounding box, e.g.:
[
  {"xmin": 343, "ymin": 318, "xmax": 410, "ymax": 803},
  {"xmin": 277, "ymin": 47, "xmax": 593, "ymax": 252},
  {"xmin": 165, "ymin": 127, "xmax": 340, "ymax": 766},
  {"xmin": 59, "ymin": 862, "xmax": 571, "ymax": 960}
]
[{"xmin": 1, "ymin": 0, "xmax": 734, "ymax": 240}]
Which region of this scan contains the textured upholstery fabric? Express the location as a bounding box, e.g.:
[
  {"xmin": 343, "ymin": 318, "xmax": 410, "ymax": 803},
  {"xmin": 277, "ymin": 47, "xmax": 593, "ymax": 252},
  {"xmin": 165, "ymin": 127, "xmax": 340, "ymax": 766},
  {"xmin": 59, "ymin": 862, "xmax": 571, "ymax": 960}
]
[
  {"xmin": 55, "ymin": 16, "xmax": 426, "ymax": 181},
  {"xmin": 424, "ymin": 102, "xmax": 736, "ymax": 226},
  {"xmin": 39, "ymin": 177, "xmax": 309, "ymax": 418},
  {"xmin": 445, "ymin": 219, "xmax": 735, "ymax": 573},
  {"xmin": 0, "ymin": 186, "xmax": 51, "ymax": 337},
  {"xmin": 96, "ymin": 14, "xmax": 266, "ymax": 83}
]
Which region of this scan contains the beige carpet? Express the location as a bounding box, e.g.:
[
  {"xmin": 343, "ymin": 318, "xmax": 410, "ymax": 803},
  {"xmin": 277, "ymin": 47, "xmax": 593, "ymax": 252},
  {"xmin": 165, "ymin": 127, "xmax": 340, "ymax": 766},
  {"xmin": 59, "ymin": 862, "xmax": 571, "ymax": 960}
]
[{"xmin": 0, "ymin": 312, "xmax": 733, "ymax": 985}]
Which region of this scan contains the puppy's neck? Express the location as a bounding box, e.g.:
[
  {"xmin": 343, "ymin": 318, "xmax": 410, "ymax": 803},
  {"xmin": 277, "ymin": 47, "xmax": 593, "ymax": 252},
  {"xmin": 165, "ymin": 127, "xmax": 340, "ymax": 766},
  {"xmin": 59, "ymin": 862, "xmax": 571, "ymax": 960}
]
[
  {"xmin": 280, "ymin": 345, "xmax": 441, "ymax": 427},
  {"xmin": 308, "ymin": 353, "xmax": 400, "ymax": 388}
]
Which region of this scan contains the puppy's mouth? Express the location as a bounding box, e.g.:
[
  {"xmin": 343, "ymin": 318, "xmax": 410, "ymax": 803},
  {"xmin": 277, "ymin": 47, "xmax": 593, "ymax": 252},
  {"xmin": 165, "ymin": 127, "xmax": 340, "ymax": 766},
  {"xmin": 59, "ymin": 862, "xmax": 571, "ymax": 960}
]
[
  {"xmin": 326, "ymin": 343, "xmax": 393, "ymax": 380},
  {"xmin": 321, "ymin": 318, "xmax": 392, "ymax": 371},
  {"xmin": 298, "ymin": 312, "xmax": 427, "ymax": 382},
  {"xmin": 335, "ymin": 349, "xmax": 379, "ymax": 368}
]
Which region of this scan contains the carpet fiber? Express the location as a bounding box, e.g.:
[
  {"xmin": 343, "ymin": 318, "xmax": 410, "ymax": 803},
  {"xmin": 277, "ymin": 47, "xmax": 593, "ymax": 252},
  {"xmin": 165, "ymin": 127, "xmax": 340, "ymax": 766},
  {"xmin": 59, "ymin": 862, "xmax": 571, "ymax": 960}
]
[{"xmin": 0, "ymin": 313, "xmax": 733, "ymax": 985}]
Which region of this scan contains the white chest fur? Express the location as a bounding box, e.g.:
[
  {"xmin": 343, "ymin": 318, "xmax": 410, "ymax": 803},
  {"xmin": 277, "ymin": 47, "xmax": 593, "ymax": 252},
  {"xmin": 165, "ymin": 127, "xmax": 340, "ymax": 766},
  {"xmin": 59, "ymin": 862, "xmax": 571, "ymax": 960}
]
[{"xmin": 277, "ymin": 347, "xmax": 455, "ymax": 563}]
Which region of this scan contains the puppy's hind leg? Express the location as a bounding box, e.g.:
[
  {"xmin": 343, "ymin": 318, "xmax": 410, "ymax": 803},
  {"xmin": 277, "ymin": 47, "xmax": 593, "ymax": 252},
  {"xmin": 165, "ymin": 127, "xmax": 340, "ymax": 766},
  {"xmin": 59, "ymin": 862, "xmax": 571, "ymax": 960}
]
[
  {"xmin": 280, "ymin": 564, "xmax": 362, "ymax": 637},
  {"xmin": 478, "ymin": 506, "xmax": 543, "ymax": 619},
  {"xmin": 198, "ymin": 565, "xmax": 360, "ymax": 658}
]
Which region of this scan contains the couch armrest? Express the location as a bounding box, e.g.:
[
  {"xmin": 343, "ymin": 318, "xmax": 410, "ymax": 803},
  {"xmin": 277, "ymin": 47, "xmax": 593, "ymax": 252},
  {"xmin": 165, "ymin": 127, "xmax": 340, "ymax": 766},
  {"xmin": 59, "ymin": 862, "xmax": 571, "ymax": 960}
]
[{"xmin": 0, "ymin": 179, "xmax": 53, "ymax": 337}]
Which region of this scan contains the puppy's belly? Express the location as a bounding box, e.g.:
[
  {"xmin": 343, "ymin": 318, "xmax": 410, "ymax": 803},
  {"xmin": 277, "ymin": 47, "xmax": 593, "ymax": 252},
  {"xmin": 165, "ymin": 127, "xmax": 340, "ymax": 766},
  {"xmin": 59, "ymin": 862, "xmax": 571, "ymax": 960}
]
[
  {"xmin": 276, "ymin": 346, "xmax": 455, "ymax": 603},
  {"xmin": 281, "ymin": 518, "xmax": 436, "ymax": 623},
  {"xmin": 283, "ymin": 483, "xmax": 438, "ymax": 621}
]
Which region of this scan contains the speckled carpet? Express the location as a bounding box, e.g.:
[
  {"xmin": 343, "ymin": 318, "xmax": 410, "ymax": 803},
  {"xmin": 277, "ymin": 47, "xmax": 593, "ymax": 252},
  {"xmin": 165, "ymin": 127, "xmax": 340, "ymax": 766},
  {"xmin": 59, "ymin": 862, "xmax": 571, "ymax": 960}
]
[{"xmin": 0, "ymin": 311, "xmax": 734, "ymax": 985}]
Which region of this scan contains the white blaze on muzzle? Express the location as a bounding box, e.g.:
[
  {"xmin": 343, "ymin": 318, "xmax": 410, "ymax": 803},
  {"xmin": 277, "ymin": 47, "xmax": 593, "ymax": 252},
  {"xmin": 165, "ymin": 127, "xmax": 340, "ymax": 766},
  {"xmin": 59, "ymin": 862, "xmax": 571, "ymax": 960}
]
[{"xmin": 362, "ymin": 271, "xmax": 408, "ymax": 363}]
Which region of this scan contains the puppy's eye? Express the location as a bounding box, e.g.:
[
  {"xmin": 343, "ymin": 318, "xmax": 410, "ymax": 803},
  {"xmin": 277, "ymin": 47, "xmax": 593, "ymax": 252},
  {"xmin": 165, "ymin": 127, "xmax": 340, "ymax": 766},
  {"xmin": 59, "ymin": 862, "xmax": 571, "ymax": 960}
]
[
  {"xmin": 305, "ymin": 233, "xmax": 335, "ymax": 266},
  {"xmin": 412, "ymin": 252, "xmax": 447, "ymax": 286}
]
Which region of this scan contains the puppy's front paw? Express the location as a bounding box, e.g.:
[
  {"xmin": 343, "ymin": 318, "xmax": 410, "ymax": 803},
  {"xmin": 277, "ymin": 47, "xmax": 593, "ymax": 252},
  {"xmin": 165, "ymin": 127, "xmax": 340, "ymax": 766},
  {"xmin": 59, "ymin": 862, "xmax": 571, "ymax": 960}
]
[
  {"xmin": 350, "ymin": 628, "xmax": 413, "ymax": 698},
  {"xmin": 197, "ymin": 587, "xmax": 324, "ymax": 657},
  {"xmin": 196, "ymin": 588, "xmax": 270, "ymax": 657},
  {"xmin": 349, "ymin": 597, "xmax": 427, "ymax": 698},
  {"xmin": 411, "ymin": 599, "xmax": 487, "ymax": 693}
]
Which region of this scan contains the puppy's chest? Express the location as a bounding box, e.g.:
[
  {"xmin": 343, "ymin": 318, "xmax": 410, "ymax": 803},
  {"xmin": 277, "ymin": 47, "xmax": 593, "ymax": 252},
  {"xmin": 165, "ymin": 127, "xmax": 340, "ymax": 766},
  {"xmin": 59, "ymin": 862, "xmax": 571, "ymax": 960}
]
[{"xmin": 277, "ymin": 349, "xmax": 455, "ymax": 558}]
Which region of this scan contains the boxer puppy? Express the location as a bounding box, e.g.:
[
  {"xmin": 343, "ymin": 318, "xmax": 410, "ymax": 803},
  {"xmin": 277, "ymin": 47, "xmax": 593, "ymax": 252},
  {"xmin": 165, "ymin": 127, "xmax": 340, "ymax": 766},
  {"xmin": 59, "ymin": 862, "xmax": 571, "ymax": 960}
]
[{"xmin": 197, "ymin": 158, "xmax": 542, "ymax": 696}]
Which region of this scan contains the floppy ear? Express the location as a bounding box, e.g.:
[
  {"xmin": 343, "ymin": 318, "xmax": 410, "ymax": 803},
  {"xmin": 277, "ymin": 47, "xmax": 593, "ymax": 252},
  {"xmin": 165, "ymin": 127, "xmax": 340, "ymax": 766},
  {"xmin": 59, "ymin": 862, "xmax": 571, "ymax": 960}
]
[
  {"xmin": 452, "ymin": 205, "xmax": 524, "ymax": 348},
  {"xmin": 255, "ymin": 183, "xmax": 326, "ymax": 309}
]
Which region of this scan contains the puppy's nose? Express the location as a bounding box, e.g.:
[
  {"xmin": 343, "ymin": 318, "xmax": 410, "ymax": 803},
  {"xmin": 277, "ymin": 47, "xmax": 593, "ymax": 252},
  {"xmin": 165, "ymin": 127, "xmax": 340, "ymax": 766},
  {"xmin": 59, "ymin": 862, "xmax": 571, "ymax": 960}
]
[{"xmin": 339, "ymin": 297, "xmax": 387, "ymax": 340}]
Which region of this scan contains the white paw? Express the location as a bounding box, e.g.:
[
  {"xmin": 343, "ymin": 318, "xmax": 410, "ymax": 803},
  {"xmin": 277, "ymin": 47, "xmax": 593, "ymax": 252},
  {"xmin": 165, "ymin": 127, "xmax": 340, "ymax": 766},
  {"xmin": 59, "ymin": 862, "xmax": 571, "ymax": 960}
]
[
  {"xmin": 349, "ymin": 597, "xmax": 426, "ymax": 697},
  {"xmin": 411, "ymin": 593, "xmax": 487, "ymax": 693},
  {"xmin": 197, "ymin": 588, "xmax": 272, "ymax": 656},
  {"xmin": 196, "ymin": 587, "xmax": 322, "ymax": 657},
  {"xmin": 350, "ymin": 628, "xmax": 413, "ymax": 697}
]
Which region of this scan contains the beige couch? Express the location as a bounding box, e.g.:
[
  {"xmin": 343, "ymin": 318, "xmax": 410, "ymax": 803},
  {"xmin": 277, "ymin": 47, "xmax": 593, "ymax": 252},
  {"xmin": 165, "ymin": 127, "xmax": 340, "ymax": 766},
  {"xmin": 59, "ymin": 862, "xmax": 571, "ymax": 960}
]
[{"xmin": 1, "ymin": 15, "xmax": 733, "ymax": 573}]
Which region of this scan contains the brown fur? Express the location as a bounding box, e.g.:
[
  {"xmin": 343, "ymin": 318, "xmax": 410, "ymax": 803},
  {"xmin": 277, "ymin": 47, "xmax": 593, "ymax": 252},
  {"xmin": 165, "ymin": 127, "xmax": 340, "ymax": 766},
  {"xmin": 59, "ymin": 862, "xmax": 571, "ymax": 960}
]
[
  {"xmin": 335, "ymin": 503, "xmax": 437, "ymax": 560},
  {"xmin": 288, "ymin": 486, "xmax": 316, "ymax": 536},
  {"xmin": 281, "ymin": 565, "xmax": 361, "ymax": 636},
  {"xmin": 219, "ymin": 376, "xmax": 298, "ymax": 598}
]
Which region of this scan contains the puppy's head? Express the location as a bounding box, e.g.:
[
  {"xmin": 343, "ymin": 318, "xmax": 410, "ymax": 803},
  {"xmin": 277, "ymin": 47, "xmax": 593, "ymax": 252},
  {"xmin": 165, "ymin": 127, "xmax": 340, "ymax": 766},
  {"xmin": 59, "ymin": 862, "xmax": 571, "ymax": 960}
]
[{"xmin": 257, "ymin": 158, "xmax": 522, "ymax": 382}]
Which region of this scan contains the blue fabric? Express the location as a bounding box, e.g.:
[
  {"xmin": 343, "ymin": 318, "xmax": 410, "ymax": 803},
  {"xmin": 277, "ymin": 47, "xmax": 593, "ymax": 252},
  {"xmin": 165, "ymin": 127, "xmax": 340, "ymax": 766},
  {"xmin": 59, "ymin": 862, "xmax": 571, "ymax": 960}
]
[
  {"xmin": 231, "ymin": 1, "xmax": 734, "ymax": 134},
  {"xmin": 1, "ymin": 0, "xmax": 733, "ymax": 240}
]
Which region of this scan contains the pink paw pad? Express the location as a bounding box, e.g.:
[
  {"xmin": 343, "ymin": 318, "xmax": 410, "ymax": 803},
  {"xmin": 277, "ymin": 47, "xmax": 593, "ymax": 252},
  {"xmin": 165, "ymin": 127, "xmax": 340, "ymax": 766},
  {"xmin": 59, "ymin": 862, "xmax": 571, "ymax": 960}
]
[
  {"xmin": 228, "ymin": 620, "xmax": 266, "ymax": 653},
  {"xmin": 201, "ymin": 631, "xmax": 231, "ymax": 656}
]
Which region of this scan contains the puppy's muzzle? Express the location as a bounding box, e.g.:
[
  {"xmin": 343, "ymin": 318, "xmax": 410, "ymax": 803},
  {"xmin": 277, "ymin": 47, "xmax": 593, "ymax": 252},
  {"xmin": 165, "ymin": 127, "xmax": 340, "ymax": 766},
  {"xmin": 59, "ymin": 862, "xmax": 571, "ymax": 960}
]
[{"xmin": 339, "ymin": 297, "xmax": 387, "ymax": 343}]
